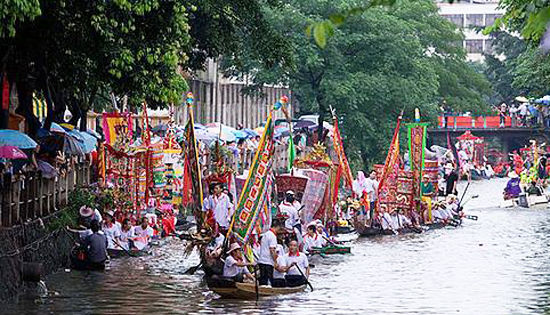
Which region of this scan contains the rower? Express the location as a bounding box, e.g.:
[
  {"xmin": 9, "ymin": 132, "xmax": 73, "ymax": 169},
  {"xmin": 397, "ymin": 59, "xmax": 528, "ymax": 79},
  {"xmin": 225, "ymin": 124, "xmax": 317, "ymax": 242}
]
[
  {"xmin": 504, "ymin": 171, "xmax": 521, "ymax": 200},
  {"xmin": 279, "ymin": 190, "xmax": 302, "ymax": 232},
  {"xmin": 257, "ymin": 219, "xmax": 285, "ymax": 286},
  {"xmin": 272, "ymin": 244, "xmax": 288, "ymax": 287},
  {"xmin": 396, "ymin": 209, "xmax": 412, "ymax": 229},
  {"xmin": 445, "ymin": 194, "xmax": 459, "ymax": 218},
  {"xmin": 379, "ymin": 210, "xmax": 394, "ymax": 231},
  {"xmin": 526, "ymin": 180, "xmax": 543, "ymax": 196},
  {"xmin": 133, "ymin": 217, "xmax": 154, "ymax": 250},
  {"xmin": 315, "ymin": 223, "xmax": 328, "ymax": 246},
  {"xmin": 206, "ymin": 227, "xmax": 225, "ymax": 260},
  {"xmin": 303, "ymin": 224, "xmax": 322, "ymax": 253},
  {"xmin": 81, "ymin": 220, "xmax": 108, "ymax": 270},
  {"xmin": 284, "ymin": 240, "xmax": 310, "ymax": 287},
  {"xmin": 222, "ymin": 243, "xmax": 255, "ymax": 282}
]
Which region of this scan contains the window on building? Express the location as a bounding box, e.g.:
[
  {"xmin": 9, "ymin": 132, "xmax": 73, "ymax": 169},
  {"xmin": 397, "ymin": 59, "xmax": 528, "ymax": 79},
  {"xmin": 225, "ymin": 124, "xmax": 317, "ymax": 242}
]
[
  {"xmin": 485, "ymin": 14, "xmax": 502, "ymax": 26},
  {"xmin": 465, "ymin": 39, "xmax": 483, "ymax": 53},
  {"xmin": 465, "ymin": 14, "xmax": 484, "ymax": 27},
  {"xmin": 442, "ymin": 14, "xmax": 464, "ymax": 28}
]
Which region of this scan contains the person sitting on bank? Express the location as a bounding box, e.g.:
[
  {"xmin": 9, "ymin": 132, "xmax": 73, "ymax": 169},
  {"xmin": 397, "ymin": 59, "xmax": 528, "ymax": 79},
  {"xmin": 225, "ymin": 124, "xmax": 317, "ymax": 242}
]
[
  {"xmin": 284, "ymin": 240, "xmax": 310, "ymax": 287},
  {"xmin": 526, "ymin": 180, "xmax": 543, "ymax": 196},
  {"xmin": 223, "ymin": 243, "xmax": 255, "ymax": 282},
  {"xmin": 504, "ymin": 171, "xmax": 522, "ymax": 200},
  {"xmin": 272, "ymin": 244, "xmax": 288, "ymax": 287},
  {"xmin": 82, "ymin": 219, "xmax": 108, "ymax": 270}
]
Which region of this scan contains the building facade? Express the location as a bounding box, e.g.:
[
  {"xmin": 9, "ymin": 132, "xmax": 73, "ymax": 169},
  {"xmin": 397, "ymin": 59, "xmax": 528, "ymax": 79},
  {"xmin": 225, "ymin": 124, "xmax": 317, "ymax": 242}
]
[
  {"xmin": 437, "ymin": 0, "xmax": 504, "ymax": 61},
  {"xmin": 177, "ymin": 59, "xmax": 293, "ymax": 128}
]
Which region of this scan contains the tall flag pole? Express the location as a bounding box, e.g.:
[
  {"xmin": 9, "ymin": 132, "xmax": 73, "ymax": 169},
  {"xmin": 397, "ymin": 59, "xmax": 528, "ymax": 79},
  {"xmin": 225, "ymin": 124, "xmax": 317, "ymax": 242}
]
[
  {"xmin": 142, "ymin": 102, "xmax": 152, "ymax": 206},
  {"xmin": 226, "ymin": 97, "xmax": 281, "ymax": 244},
  {"xmin": 183, "ymin": 92, "xmax": 204, "ymax": 227}
]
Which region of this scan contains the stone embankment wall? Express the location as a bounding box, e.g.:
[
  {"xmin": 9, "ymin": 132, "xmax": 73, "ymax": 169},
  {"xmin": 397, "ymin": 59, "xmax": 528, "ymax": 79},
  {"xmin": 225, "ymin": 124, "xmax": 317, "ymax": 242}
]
[{"xmin": 0, "ymin": 213, "xmax": 77, "ymax": 301}]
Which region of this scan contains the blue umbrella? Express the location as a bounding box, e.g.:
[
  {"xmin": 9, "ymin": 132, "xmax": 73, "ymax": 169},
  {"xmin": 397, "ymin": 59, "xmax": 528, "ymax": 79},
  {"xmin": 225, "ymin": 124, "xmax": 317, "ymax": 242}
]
[
  {"xmin": 232, "ymin": 129, "xmax": 248, "ymax": 139},
  {"xmin": 68, "ymin": 130, "xmax": 97, "ymax": 153},
  {"xmin": 194, "ymin": 123, "xmax": 206, "ymax": 130},
  {"xmin": 243, "ymin": 128, "xmax": 259, "ymax": 137},
  {"xmin": 0, "ymin": 129, "xmax": 38, "ymax": 149}
]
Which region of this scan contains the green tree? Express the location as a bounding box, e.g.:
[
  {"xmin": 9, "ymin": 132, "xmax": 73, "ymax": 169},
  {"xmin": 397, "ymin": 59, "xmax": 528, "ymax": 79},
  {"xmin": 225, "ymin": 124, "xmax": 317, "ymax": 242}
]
[{"xmin": 224, "ymin": 0, "xmax": 491, "ymax": 168}]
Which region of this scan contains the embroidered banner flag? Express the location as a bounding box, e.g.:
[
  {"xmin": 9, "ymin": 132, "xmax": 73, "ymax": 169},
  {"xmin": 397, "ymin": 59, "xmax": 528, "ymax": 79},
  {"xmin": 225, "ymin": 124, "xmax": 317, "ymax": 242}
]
[
  {"xmin": 333, "ymin": 117, "xmax": 353, "ymax": 190},
  {"xmin": 406, "ymin": 123, "xmax": 428, "ymax": 205},
  {"xmin": 376, "ymin": 115, "xmax": 402, "ymax": 213},
  {"xmin": 228, "ymin": 111, "xmax": 275, "ymax": 244},
  {"xmin": 102, "ymin": 112, "xmax": 133, "ymax": 147},
  {"xmin": 182, "ymin": 93, "xmax": 204, "ymax": 219}
]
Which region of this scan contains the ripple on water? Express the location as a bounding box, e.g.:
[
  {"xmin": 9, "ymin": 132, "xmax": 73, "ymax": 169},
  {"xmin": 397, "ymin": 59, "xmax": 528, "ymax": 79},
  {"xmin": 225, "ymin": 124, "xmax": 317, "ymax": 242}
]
[{"xmin": 3, "ymin": 179, "xmax": 550, "ymax": 314}]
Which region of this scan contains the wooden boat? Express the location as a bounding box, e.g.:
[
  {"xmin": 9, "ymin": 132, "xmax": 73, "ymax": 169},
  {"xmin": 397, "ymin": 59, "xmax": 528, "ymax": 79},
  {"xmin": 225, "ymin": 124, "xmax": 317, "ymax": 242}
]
[
  {"xmin": 500, "ymin": 193, "xmax": 549, "ymax": 208},
  {"xmin": 107, "ymin": 248, "xmax": 150, "ymax": 258},
  {"xmin": 206, "ymin": 276, "xmax": 306, "ymax": 299},
  {"xmin": 355, "ymin": 221, "xmax": 457, "ymax": 237},
  {"xmin": 308, "ymin": 245, "xmax": 351, "ymax": 255}
]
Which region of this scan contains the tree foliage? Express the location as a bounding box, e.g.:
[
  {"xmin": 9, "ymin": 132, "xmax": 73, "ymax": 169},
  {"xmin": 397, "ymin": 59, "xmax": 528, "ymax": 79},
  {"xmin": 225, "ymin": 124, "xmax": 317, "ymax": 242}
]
[{"xmin": 224, "ymin": 0, "xmax": 491, "ymax": 168}]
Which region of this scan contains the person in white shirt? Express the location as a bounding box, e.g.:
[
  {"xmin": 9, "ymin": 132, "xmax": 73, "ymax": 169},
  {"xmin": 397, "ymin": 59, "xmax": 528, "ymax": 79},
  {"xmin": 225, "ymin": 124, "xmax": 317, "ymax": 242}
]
[
  {"xmin": 102, "ymin": 211, "xmax": 121, "ymax": 250},
  {"xmin": 379, "ymin": 211, "xmax": 394, "ymax": 231},
  {"xmin": 302, "ymin": 225, "xmax": 323, "ymax": 253},
  {"xmin": 203, "ymin": 183, "xmax": 234, "ymax": 232},
  {"xmin": 389, "ymin": 211, "xmax": 401, "ymax": 230},
  {"xmin": 206, "ymin": 229, "xmax": 225, "ymax": 260},
  {"xmin": 397, "ymin": 211, "xmax": 412, "ymax": 228},
  {"xmin": 132, "ymin": 217, "xmax": 154, "ymax": 250},
  {"xmin": 315, "ymin": 223, "xmax": 328, "ymax": 247},
  {"xmin": 279, "ymin": 190, "xmax": 302, "ymax": 231},
  {"xmin": 223, "ymin": 243, "xmax": 255, "ymax": 282},
  {"xmin": 118, "ymin": 219, "xmax": 134, "ymax": 251},
  {"xmin": 257, "ymin": 219, "xmax": 285, "ymax": 286},
  {"xmin": 284, "ymin": 240, "xmax": 310, "ymax": 287},
  {"xmin": 272, "ymin": 244, "xmax": 288, "ymax": 287}
]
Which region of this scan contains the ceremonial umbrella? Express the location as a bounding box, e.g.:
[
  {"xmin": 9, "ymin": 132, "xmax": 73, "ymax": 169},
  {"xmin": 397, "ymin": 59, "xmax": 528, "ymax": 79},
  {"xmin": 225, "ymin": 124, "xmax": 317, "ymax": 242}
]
[
  {"xmin": 0, "ymin": 130, "xmax": 38, "ymax": 149},
  {"xmin": 206, "ymin": 123, "xmax": 237, "ymax": 142},
  {"xmin": 49, "ymin": 122, "xmax": 67, "ymax": 134},
  {"xmin": 0, "ymin": 145, "xmax": 28, "ymax": 159},
  {"xmin": 68, "ymin": 129, "xmax": 98, "ymax": 153},
  {"xmin": 232, "ymin": 129, "xmax": 248, "ymax": 139},
  {"xmin": 243, "ymin": 128, "xmax": 259, "ymax": 137}
]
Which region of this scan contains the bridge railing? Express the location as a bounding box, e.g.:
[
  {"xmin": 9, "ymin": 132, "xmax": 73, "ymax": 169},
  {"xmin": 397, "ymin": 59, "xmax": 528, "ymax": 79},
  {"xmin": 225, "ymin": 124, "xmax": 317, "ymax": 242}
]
[{"xmin": 438, "ymin": 116, "xmax": 513, "ymax": 129}]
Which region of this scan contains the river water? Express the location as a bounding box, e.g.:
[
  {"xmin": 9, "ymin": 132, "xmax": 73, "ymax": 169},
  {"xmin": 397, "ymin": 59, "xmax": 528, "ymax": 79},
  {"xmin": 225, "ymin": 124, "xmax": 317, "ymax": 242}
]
[{"xmin": 4, "ymin": 178, "xmax": 550, "ymax": 314}]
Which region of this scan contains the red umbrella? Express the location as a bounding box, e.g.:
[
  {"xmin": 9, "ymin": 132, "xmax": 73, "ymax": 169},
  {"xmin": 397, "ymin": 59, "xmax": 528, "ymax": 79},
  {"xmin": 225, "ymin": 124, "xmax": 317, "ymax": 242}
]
[{"xmin": 0, "ymin": 145, "xmax": 28, "ymax": 159}]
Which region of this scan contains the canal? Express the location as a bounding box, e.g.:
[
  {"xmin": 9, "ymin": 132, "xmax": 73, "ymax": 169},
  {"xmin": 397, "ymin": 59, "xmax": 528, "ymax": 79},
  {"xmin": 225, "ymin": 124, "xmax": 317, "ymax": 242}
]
[{"xmin": 4, "ymin": 178, "xmax": 550, "ymax": 314}]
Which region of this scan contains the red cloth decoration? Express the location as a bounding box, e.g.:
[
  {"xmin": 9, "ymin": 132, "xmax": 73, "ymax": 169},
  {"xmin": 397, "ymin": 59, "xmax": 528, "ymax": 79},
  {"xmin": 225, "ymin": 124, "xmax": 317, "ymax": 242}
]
[{"xmin": 2, "ymin": 74, "xmax": 9, "ymax": 110}]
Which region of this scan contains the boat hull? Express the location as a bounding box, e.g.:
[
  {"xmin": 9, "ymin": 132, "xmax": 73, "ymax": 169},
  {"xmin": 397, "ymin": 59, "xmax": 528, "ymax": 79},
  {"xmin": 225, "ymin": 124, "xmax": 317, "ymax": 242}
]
[{"xmin": 206, "ymin": 276, "xmax": 306, "ymax": 299}]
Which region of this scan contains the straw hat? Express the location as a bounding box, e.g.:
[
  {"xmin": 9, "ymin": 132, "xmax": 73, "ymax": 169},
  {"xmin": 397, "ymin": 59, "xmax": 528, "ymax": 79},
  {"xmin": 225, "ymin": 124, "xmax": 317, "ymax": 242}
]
[
  {"xmin": 515, "ymin": 96, "xmax": 529, "ymax": 103},
  {"xmin": 508, "ymin": 171, "xmax": 519, "ymax": 179},
  {"xmin": 79, "ymin": 206, "xmax": 93, "ymax": 217},
  {"xmin": 226, "ymin": 242, "xmax": 242, "ymax": 254}
]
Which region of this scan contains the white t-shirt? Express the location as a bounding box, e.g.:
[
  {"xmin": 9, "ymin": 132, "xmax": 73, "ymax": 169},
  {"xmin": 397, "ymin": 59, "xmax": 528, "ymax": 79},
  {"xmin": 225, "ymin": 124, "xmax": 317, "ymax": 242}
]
[
  {"xmin": 364, "ymin": 178, "xmax": 379, "ymax": 201},
  {"xmin": 119, "ymin": 227, "xmax": 134, "ymax": 250},
  {"xmin": 518, "ymin": 104, "xmax": 528, "ymax": 116},
  {"xmin": 223, "ymin": 255, "xmax": 250, "ymax": 277},
  {"xmin": 203, "ymin": 194, "xmax": 234, "ymax": 228},
  {"xmin": 208, "ymin": 234, "xmax": 225, "ymax": 251},
  {"xmin": 303, "ymin": 233, "xmax": 323, "ymax": 253},
  {"xmin": 133, "ymin": 225, "xmax": 154, "ymax": 250},
  {"xmin": 273, "ymin": 255, "xmax": 287, "ymax": 279},
  {"xmin": 285, "ymin": 252, "xmax": 309, "ymax": 276},
  {"xmin": 102, "ymin": 223, "xmax": 121, "ymax": 249},
  {"xmin": 380, "ymin": 213, "xmax": 393, "ymax": 230},
  {"xmin": 280, "ymin": 201, "xmax": 301, "ymax": 230},
  {"xmin": 258, "ymin": 230, "xmax": 277, "ymax": 266}
]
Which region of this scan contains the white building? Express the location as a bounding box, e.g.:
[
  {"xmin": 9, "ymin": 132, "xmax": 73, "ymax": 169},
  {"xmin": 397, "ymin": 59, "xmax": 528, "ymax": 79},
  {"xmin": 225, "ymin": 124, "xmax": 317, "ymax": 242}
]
[{"xmin": 437, "ymin": 0, "xmax": 504, "ymax": 61}]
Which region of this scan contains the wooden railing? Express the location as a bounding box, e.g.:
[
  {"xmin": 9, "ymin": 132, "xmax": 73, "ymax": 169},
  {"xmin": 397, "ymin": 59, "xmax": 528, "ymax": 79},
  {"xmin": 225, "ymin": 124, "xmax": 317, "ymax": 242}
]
[{"xmin": 0, "ymin": 163, "xmax": 91, "ymax": 227}]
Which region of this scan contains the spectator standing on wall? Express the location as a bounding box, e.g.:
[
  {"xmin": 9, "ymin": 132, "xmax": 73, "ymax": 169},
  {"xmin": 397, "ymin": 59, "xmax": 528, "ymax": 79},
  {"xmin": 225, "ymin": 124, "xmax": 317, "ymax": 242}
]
[
  {"xmin": 509, "ymin": 104, "xmax": 518, "ymax": 127},
  {"xmin": 517, "ymin": 101, "xmax": 528, "ymax": 127}
]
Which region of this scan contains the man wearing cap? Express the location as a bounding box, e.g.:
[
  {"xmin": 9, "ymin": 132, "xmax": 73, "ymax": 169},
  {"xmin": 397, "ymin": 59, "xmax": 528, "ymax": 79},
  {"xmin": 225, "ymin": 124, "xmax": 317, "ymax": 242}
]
[
  {"xmin": 257, "ymin": 219, "xmax": 285, "ymax": 286},
  {"xmin": 279, "ymin": 190, "xmax": 302, "ymax": 232},
  {"xmin": 223, "ymin": 243, "xmax": 255, "ymax": 282}
]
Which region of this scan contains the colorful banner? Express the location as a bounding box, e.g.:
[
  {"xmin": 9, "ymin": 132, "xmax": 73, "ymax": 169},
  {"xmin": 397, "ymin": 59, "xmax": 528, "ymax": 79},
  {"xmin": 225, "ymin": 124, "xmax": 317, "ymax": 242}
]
[
  {"xmin": 182, "ymin": 93, "xmax": 204, "ymax": 217},
  {"xmin": 228, "ymin": 111, "xmax": 275, "ymax": 244},
  {"xmin": 376, "ymin": 116, "xmax": 402, "ymax": 213},
  {"xmin": 333, "ymin": 117, "xmax": 353, "ymax": 190},
  {"xmin": 102, "ymin": 112, "xmax": 133, "ymax": 147},
  {"xmin": 407, "ymin": 123, "xmax": 428, "ymax": 205}
]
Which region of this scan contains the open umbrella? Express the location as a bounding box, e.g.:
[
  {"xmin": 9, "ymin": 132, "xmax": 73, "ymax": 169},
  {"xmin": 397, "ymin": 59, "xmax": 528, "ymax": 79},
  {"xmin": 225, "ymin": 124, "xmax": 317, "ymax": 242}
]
[
  {"xmin": 0, "ymin": 130, "xmax": 38, "ymax": 149},
  {"xmin": 49, "ymin": 122, "xmax": 67, "ymax": 134},
  {"xmin": 68, "ymin": 130, "xmax": 97, "ymax": 153},
  {"xmin": 232, "ymin": 129, "xmax": 248, "ymax": 139},
  {"xmin": 294, "ymin": 120, "xmax": 316, "ymax": 129},
  {"xmin": 243, "ymin": 128, "xmax": 259, "ymax": 137},
  {"xmin": 64, "ymin": 135, "xmax": 85, "ymax": 156},
  {"xmin": 206, "ymin": 123, "xmax": 237, "ymax": 142},
  {"xmin": 0, "ymin": 146, "xmax": 28, "ymax": 159}
]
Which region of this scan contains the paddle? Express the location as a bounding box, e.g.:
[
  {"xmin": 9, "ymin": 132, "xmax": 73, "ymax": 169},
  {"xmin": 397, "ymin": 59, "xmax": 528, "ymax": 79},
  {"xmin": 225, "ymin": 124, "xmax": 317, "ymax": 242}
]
[
  {"xmin": 464, "ymin": 214, "xmax": 478, "ymax": 221},
  {"xmin": 254, "ymin": 265, "xmax": 259, "ymax": 302},
  {"xmin": 184, "ymin": 263, "xmax": 202, "ymax": 275},
  {"xmin": 113, "ymin": 239, "xmax": 137, "ymax": 257},
  {"xmin": 291, "ymin": 264, "xmax": 314, "ymax": 291}
]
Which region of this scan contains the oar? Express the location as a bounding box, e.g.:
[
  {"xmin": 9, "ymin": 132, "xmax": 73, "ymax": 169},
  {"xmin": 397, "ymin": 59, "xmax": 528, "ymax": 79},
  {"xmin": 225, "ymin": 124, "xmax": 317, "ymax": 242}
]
[
  {"xmin": 464, "ymin": 214, "xmax": 478, "ymax": 221},
  {"xmin": 113, "ymin": 239, "xmax": 137, "ymax": 257},
  {"xmin": 254, "ymin": 265, "xmax": 259, "ymax": 302},
  {"xmin": 184, "ymin": 262, "xmax": 202, "ymax": 275},
  {"xmin": 291, "ymin": 264, "xmax": 314, "ymax": 291}
]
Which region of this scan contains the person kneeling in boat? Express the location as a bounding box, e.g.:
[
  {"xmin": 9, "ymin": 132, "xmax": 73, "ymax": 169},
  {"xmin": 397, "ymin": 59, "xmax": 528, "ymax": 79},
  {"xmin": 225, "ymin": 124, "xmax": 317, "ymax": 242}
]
[
  {"xmin": 526, "ymin": 180, "xmax": 543, "ymax": 196},
  {"xmin": 285, "ymin": 240, "xmax": 310, "ymax": 287},
  {"xmin": 223, "ymin": 243, "xmax": 255, "ymax": 283},
  {"xmin": 272, "ymin": 244, "xmax": 288, "ymax": 287},
  {"xmin": 504, "ymin": 171, "xmax": 521, "ymax": 200}
]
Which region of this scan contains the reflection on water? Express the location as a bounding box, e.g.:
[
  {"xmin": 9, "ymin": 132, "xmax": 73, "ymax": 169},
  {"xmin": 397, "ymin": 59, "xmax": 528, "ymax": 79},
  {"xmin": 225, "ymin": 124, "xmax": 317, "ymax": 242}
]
[{"xmin": 4, "ymin": 179, "xmax": 550, "ymax": 314}]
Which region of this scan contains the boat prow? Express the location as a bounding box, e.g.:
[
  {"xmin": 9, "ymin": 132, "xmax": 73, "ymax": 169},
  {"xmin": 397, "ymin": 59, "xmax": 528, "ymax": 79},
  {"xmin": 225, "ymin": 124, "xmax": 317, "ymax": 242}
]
[{"xmin": 206, "ymin": 277, "xmax": 306, "ymax": 299}]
